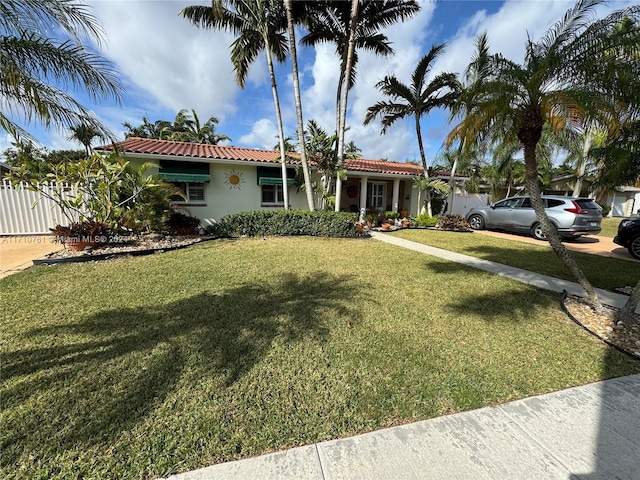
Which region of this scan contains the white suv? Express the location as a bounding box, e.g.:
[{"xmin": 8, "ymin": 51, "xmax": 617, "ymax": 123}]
[{"xmin": 465, "ymin": 195, "xmax": 602, "ymax": 240}]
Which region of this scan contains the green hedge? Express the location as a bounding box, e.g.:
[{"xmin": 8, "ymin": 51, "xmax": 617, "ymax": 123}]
[{"xmin": 205, "ymin": 210, "xmax": 359, "ymax": 238}]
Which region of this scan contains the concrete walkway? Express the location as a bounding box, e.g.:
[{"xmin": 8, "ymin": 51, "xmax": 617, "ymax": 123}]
[
  {"xmin": 164, "ymin": 374, "xmax": 640, "ymax": 480},
  {"xmin": 164, "ymin": 232, "xmax": 640, "ymax": 480},
  {"xmin": 0, "ymin": 235, "xmax": 61, "ymax": 279},
  {"xmin": 370, "ymin": 232, "xmax": 639, "ymax": 313}
]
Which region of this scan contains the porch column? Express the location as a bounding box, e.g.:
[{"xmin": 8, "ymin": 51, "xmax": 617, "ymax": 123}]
[
  {"xmin": 392, "ymin": 178, "xmax": 400, "ymax": 213},
  {"xmin": 359, "ymin": 176, "xmax": 368, "ymax": 221}
]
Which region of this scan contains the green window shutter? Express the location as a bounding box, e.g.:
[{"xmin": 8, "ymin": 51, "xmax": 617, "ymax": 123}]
[
  {"xmin": 159, "ymin": 160, "xmax": 210, "ymax": 183},
  {"xmin": 256, "ymin": 166, "xmax": 297, "ymax": 186}
]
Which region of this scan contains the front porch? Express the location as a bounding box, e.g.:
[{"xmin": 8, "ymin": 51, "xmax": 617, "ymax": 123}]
[{"xmin": 339, "ymin": 175, "xmax": 415, "ymax": 218}]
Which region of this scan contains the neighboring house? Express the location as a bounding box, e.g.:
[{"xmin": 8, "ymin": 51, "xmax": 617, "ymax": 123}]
[
  {"xmin": 0, "ymin": 161, "xmax": 13, "ymax": 178},
  {"xmin": 97, "ymin": 138, "xmax": 425, "ymax": 226},
  {"xmin": 546, "ymin": 174, "xmax": 640, "ymax": 217}
]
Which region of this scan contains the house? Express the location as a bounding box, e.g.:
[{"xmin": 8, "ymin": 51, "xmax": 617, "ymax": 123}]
[{"xmin": 97, "ymin": 138, "xmax": 425, "ymax": 226}]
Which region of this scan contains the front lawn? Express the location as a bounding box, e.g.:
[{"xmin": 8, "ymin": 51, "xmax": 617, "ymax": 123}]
[
  {"xmin": 391, "ymin": 229, "xmax": 637, "ymax": 289},
  {"xmin": 600, "ymin": 217, "xmax": 623, "ymax": 238},
  {"xmin": 2, "ymin": 237, "xmax": 639, "ymax": 479}
]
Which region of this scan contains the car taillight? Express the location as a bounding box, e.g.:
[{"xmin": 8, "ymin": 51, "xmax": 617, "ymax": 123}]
[{"xmin": 564, "ymin": 201, "xmax": 590, "ymax": 214}]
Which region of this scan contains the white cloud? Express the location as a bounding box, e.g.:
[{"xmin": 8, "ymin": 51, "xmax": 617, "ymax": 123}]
[
  {"xmin": 239, "ymin": 118, "xmax": 279, "ymax": 150},
  {"xmin": 92, "ymin": 0, "xmax": 239, "ymax": 121}
]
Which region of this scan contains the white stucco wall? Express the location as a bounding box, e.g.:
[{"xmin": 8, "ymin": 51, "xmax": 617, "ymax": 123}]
[{"xmin": 134, "ymin": 158, "xmax": 317, "ymax": 225}]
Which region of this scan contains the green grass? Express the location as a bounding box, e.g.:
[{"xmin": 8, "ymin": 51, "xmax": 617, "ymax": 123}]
[
  {"xmin": 599, "ymin": 217, "xmax": 622, "ymax": 238},
  {"xmin": 391, "ymin": 229, "xmax": 637, "ymax": 289},
  {"xmin": 2, "ymin": 237, "xmax": 639, "ymax": 479}
]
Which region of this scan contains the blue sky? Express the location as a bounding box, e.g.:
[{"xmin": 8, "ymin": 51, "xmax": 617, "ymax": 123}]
[{"xmin": 2, "ymin": 0, "xmax": 634, "ymax": 165}]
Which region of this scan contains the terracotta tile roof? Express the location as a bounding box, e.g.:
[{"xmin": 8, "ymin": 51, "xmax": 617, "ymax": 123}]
[
  {"xmin": 344, "ymin": 158, "xmax": 423, "ymax": 176},
  {"xmin": 99, "ymin": 137, "xmax": 296, "ymax": 164},
  {"xmin": 99, "ymin": 137, "xmax": 423, "ymax": 176}
]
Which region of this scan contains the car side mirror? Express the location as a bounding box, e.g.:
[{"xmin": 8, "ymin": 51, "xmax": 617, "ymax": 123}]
[{"xmin": 490, "ymin": 205, "xmax": 496, "ymax": 210}]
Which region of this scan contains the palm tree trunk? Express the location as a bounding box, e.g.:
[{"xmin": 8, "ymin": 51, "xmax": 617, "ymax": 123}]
[
  {"xmin": 265, "ymin": 42, "xmax": 289, "ymax": 210},
  {"xmin": 285, "ymin": 0, "xmax": 314, "ymax": 211},
  {"xmin": 572, "ymin": 127, "xmax": 592, "ymax": 197},
  {"xmin": 334, "ymin": 0, "xmax": 359, "ymax": 212},
  {"xmin": 448, "ymin": 141, "xmax": 464, "ymax": 213},
  {"xmin": 522, "ymin": 136, "xmax": 602, "ymax": 310},
  {"xmin": 415, "ymin": 116, "xmax": 432, "ymax": 216},
  {"xmin": 616, "ymin": 279, "xmax": 640, "ymax": 325}
]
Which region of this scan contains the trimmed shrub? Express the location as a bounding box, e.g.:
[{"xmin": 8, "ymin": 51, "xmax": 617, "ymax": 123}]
[
  {"xmin": 413, "ymin": 212, "xmax": 440, "ymax": 227},
  {"xmin": 205, "ymin": 210, "xmax": 359, "ymax": 238},
  {"xmin": 165, "ymin": 212, "xmax": 201, "ymax": 235}
]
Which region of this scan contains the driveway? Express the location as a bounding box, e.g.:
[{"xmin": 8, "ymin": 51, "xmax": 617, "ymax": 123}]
[
  {"xmin": 474, "ymin": 230, "xmax": 638, "ymax": 262},
  {"xmin": 0, "ymin": 236, "xmax": 62, "ymax": 279}
]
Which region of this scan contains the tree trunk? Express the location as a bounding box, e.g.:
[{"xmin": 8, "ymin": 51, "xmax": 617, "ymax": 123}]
[
  {"xmin": 415, "ymin": 117, "xmax": 432, "ymax": 216},
  {"xmin": 616, "ymin": 278, "xmax": 640, "ymax": 325},
  {"xmin": 448, "ymin": 141, "xmax": 464, "ymax": 214},
  {"xmin": 285, "ymin": 0, "xmax": 315, "ymax": 211},
  {"xmin": 572, "ymin": 127, "xmax": 592, "ymax": 197},
  {"xmin": 519, "ymin": 112, "xmax": 602, "ymax": 311},
  {"xmin": 334, "ymin": 0, "xmax": 359, "ymax": 212},
  {"xmin": 265, "ymin": 40, "xmax": 289, "ymax": 210}
]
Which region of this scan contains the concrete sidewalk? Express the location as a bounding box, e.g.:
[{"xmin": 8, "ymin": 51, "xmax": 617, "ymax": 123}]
[{"xmin": 164, "ymin": 374, "xmax": 640, "ymax": 480}]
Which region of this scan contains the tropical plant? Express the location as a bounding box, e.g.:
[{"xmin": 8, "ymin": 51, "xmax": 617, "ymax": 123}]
[
  {"xmin": 182, "ymin": 0, "xmax": 291, "ymax": 210},
  {"xmin": 0, "ymin": 0, "xmax": 122, "ymax": 143},
  {"xmin": 451, "ymin": 0, "xmax": 640, "ymax": 312},
  {"xmin": 67, "ymin": 123, "xmax": 103, "ymax": 155},
  {"xmin": 284, "ymin": 0, "xmax": 314, "ymax": 210},
  {"xmin": 364, "ymin": 43, "xmax": 459, "ymax": 214},
  {"xmin": 123, "ymin": 110, "xmax": 231, "ymax": 144},
  {"xmin": 412, "ymin": 175, "xmax": 452, "ymax": 216},
  {"xmin": 300, "ymin": 0, "xmax": 420, "ymax": 211},
  {"xmin": 5, "ymin": 150, "xmax": 163, "ymax": 229}
]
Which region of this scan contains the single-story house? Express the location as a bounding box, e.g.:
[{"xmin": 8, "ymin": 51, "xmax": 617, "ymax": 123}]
[{"xmin": 98, "ymin": 138, "xmax": 426, "ymax": 226}]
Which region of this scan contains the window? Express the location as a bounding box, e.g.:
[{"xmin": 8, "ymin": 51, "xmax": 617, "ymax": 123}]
[
  {"xmin": 367, "ymin": 182, "xmax": 386, "ymax": 209},
  {"xmin": 171, "ymin": 182, "xmax": 206, "ymax": 204},
  {"xmin": 494, "ymin": 198, "xmax": 521, "ymax": 208},
  {"xmin": 261, "ymin": 184, "xmax": 284, "ymax": 206}
]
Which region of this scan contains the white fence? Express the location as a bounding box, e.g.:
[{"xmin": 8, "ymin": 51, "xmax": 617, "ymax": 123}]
[
  {"xmin": 0, "ymin": 180, "xmax": 77, "ymax": 235},
  {"xmin": 449, "ymin": 193, "xmax": 491, "ymax": 216}
]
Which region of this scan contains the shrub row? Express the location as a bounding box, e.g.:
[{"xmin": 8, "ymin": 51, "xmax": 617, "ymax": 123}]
[{"xmin": 205, "ymin": 210, "xmax": 360, "ymax": 238}]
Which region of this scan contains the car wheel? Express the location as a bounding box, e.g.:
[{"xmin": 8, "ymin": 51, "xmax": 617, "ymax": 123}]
[
  {"xmin": 531, "ymin": 222, "xmax": 556, "ymax": 241},
  {"xmin": 468, "ymin": 214, "xmax": 485, "ymax": 230},
  {"xmin": 628, "ymin": 234, "xmax": 640, "ymax": 260}
]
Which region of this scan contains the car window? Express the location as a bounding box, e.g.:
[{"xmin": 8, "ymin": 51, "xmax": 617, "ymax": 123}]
[
  {"xmin": 575, "ymin": 199, "xmax": 600, "ymax": 210},
  {"xmin": 546, "ymin": 199, "xmax": 564, "ymax": 208},
  {"xmin": 494, "ymin": 198, "xmax": 521, "ymax": 208},
  {"xmin": 520, "ymin": 198, "xmax": 532, "ymax": 208}
]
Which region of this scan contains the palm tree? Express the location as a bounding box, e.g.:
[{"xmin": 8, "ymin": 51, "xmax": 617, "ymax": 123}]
[
  {"xmin": 67, "ymin": 123, "xmax": 102, "ymax": 156},
  {"xmin": 364, "ymin": 43, "xmax": 459, "ymax": 215},
  {"xmin": 284, "ymin": 0, "xmax": 314, "ymax": 210},
  {"xmin": 453, "ymin": 0, "xmax": 640, "ymax": 310},
  {"xmin": 301, "ymin": 0, "xmax": 421, "ymax": 211},
  {"xmin": 446, "ymin": 32, "xmax": 492, "ymax": 213},
  {"xmin": 1, "ymin": 0, "xmax": 122, "ymax": 144},
  {"xmin": 182, "ymin": 0, "xmax": 291, "ymax": 209}
]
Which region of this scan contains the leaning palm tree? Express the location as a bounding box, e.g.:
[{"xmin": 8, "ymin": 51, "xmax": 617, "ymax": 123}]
[
  {"xmin": 182, "ymin": 0, "xmax": 291, "ymax": 209},
  {"xmin": 453, "ymin": 0, "xmax": 640, "ymax": 310},
  {"xmin": 364, "ymin": 43, "xmax": 459, "ymax": 215},
  {"xmin": 1, "ymin": 0, "xmax": 122, "ymax": 144}
]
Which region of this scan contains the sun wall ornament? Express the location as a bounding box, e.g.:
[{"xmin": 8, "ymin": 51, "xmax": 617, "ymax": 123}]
[{"xmin": 224, "ymin": 170, "xmax": 245, "ymax": 190}]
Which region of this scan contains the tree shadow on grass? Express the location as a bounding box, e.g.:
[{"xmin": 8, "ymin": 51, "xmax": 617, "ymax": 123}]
[
  {"xmin": 1, "ymin": 272, "xmax": 363, "ymax": 469},
  {"xmin": 421, "ymin": 259, "xmax": 558, "ymax": 322}
]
